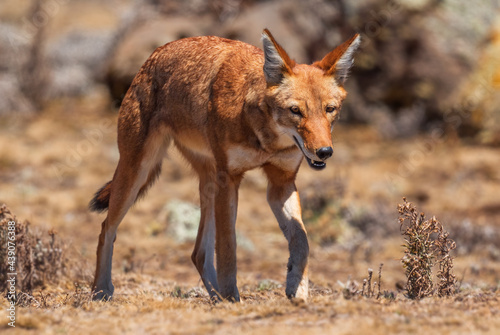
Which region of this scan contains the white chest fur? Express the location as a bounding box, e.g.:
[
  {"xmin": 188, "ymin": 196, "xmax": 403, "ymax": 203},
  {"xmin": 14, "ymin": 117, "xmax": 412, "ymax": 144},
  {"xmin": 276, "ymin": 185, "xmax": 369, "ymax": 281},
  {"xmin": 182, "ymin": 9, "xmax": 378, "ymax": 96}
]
[
  {"xmin": 226, "ymin": 144, "xmax": 302, "ymax": 174},
  {"xmin": 227, "ymin": 146, "xmax": 267, "ymax": 173}
]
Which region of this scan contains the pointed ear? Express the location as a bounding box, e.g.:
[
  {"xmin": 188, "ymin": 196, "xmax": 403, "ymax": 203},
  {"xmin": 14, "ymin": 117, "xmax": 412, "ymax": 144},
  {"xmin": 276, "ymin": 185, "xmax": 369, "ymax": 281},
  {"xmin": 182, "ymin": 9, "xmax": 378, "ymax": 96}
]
[
  {"xmin": 261, "ymin": 28, "xmax": 296, "ymax": 86},
  {"xmin": 315, "ymin": 34, "xmax": 361, "ymax": 84}
]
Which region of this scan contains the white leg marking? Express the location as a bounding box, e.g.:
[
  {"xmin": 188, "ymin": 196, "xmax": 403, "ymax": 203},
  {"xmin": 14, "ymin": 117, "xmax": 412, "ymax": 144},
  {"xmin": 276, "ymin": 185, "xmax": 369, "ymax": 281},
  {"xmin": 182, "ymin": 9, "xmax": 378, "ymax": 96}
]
[
  {"xmin": 200, "ymin": 203, "xmax": 218, "ymax": 297},
  {"xmin": 268, "ymin": 183, "xmax": 309, "ymax": 302}
]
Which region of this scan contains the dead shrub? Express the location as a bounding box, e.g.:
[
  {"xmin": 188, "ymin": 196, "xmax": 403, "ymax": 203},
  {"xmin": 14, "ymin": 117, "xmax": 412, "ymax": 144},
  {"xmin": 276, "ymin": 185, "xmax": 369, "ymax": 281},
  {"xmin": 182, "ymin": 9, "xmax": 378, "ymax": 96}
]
[
  {"xmin": 0, "ymin": 204, "xmax": 67, "ymax": 294},
  {"xmin": 398, "ymin": 198, "xmax": 456, "ymax": 299},
  {"xmin": 435, "ymin": 230, "xmax": 457, "ymax": 297}
]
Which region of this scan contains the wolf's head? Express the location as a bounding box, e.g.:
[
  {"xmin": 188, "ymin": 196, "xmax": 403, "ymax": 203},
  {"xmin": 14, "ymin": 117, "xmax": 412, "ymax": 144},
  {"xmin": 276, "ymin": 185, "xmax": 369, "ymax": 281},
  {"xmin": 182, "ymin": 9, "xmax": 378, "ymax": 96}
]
[{"xmin": 262, "ymin": 29, "xmax": 360, "ymax": 170}]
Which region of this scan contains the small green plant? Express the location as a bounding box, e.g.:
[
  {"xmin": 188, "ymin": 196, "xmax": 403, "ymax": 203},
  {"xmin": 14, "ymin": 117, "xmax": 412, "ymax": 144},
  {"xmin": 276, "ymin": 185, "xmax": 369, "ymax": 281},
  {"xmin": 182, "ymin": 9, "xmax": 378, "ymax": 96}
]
[
  {"xmin": 257, "ymin": 279, "xmax": 281, "ymax": 292},
  {"xmin": 398, "ymin": 198, "xmax": 456, "ymax": 299}
]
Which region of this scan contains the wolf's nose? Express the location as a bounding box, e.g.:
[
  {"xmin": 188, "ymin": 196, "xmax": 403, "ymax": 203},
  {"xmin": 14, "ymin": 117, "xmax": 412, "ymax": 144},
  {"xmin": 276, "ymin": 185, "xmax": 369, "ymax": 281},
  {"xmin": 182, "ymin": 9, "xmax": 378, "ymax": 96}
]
[{"xmin": 316, "ymin": 147, "xmax": 333, "ymax": 160}]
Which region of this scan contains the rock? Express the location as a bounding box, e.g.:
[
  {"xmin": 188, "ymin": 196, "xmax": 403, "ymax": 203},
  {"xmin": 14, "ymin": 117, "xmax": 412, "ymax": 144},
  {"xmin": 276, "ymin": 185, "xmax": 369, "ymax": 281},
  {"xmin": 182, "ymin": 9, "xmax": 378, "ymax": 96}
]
[
  {"xmin": 163, "ymin": 199, "xmax": 201, "ymax": 243},
  {"xmin": 45, "ymin": 30, "xmax": 115, "ymax": 98},
  {"xmin": 236, "ymin": 231, "xmax": 254, "ymax": 252},
  {"xmin": 0, "ymin": 73, "xmax": 34, "ymax": 116},
  {"xmin": 0, "ymin": 23, "xmax": 33, "ymax": 115},
  {"xmin": 161, "ymin": 199, "xmax": 254, "ymax": 251},
  {"xmin": 344, "ymin": 0, "xmax": 498, "ymax": 136},
  {"xmin": 257, "ymin": 279, "xmax": 282, "ymax": 291},
  {"xmin": 105, "ymin": 16, "xmax": 213, "ymax": 105},
  {"xmin": 219, "ymin": 1, "xmax": 308, "ymax": 63}
]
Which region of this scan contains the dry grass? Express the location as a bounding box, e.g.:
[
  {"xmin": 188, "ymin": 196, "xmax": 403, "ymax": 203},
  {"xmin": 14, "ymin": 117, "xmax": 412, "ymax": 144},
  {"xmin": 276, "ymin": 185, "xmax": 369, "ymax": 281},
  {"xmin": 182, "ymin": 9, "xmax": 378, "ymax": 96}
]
[{"xmin": 3, "ymin": 281, "xmax": 499, "ymax": 335}]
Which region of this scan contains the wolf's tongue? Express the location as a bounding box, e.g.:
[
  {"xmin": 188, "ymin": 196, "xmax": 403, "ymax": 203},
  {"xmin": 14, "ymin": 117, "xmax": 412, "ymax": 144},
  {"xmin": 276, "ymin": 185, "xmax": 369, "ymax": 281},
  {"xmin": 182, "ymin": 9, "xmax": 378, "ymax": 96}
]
[{"xmin": 306, "ymin": 157, "xmax": 326, "ymax": 171}]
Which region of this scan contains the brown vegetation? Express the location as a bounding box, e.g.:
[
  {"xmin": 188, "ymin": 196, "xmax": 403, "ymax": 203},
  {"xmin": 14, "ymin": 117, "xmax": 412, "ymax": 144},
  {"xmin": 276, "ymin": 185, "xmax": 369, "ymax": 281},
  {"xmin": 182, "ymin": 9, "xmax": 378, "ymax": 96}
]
[
  {"xmin": 0, "ymin": 205, "xmax": 66, "ymax": 293},
  {"xmin": 398, "ymin": 198, "xmax": 456, "ymax": 299}
]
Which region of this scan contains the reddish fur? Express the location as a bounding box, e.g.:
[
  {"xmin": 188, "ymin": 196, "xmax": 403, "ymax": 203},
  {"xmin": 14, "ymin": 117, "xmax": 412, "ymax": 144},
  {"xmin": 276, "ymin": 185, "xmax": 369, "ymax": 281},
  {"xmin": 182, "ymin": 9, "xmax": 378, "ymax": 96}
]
[
  {"xmin": 262, "ymin": 28, "xmax": 297, "ymax": 76},
  {"xmin": 90, "ymin": 30, "xmax": 360, "ymax": 302},
  {"xmin": 314, "ymin": 34, "xmax": 360, "ymax": 75}
]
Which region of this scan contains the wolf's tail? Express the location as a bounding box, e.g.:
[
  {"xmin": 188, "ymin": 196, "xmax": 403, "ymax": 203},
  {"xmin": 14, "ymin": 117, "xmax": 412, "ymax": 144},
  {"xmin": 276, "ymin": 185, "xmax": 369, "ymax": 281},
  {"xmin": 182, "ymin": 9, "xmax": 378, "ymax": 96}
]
[{"xmin": 89, "ymin": 181, "xmax": 112, "ymax": 213}]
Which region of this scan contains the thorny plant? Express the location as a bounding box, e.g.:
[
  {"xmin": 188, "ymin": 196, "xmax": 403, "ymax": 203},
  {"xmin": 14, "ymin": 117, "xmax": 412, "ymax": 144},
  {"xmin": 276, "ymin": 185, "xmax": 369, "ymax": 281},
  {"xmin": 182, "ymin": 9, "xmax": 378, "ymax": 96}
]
[
  {"xmin": 0, "ymin": 204, "xmax": 66, "ymax": 294},
  {"xmin": 435, "ymin": 230, "xmax": 457, "ymax": 297},
  {"xmin": 398, "ymin": 198, "xmax": 456, "ymax": 299}
]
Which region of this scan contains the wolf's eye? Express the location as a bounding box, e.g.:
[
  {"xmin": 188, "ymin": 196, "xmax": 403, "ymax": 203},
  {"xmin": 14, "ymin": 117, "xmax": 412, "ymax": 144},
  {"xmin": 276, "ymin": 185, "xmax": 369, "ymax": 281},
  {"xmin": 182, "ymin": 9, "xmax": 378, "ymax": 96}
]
[
  {"xmin": 290, "ymin": 106, "xmax": 301, "ymax": 116},
  {"xmin": 326, "ymin": 106, "xmax": 336, "ymax": 113}
]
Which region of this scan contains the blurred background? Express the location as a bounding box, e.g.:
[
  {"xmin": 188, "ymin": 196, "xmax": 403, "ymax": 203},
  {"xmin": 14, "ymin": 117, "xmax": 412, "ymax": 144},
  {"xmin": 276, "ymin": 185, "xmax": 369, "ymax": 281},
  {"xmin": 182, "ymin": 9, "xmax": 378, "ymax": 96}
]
[
  {"xmin": 2, "ymin": 0, "xmax": 500, "ymax": 141},
  {"xmin": 0, "ymin": 0, "xmax": 499, "ymax": 294}
]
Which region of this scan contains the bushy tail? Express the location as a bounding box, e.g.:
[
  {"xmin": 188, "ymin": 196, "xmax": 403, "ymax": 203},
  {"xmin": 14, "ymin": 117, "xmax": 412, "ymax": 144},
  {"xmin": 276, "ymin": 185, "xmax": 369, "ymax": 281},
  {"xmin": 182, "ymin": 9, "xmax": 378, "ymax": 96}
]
[
  {"xmin": 89, "ymin": 181, "xmax": 112, "ymax": 213},
  {"xmin": 88, "ymin": 162, "xmax": 163, "ymax": 213}
]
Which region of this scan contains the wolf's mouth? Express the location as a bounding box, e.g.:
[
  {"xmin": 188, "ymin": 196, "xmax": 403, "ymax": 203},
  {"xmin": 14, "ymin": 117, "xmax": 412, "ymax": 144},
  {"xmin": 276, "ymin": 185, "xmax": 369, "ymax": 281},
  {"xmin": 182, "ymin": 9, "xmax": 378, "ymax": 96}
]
[
  {"xmin": 304, "ymin": 157, "xmax": 326, "ymax": 170},
  {"xmin": 293, "ymin": 136, "xmax": 327, "ymax": 171}
]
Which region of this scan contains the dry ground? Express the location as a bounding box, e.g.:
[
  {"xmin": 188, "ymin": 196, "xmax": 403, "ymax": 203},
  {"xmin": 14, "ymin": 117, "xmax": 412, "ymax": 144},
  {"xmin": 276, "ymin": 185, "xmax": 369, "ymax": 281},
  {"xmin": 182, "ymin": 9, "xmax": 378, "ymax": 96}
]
[{"xmin": 0, "ymin": 94, "xmax": 499, "ymax": 334}]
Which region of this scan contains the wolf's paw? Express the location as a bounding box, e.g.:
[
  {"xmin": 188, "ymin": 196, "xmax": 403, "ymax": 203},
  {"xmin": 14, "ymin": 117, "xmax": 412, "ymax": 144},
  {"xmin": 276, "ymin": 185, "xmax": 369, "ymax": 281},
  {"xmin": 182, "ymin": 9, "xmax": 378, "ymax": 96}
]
[{"xmin": 286, "ymin": 275, "xmax": 308, "ymax": 304}]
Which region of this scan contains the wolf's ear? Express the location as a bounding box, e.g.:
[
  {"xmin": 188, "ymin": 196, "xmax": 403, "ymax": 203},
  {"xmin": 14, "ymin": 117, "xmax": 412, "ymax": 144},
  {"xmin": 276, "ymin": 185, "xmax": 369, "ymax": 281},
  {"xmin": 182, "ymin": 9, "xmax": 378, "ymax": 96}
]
[
  {"xmin": 315, "ymin": 34, "xmax": 361, "ymax": 84},
  {"xmin": 261, "ymin": 29, "xmax": 296, "ymax": 86}
]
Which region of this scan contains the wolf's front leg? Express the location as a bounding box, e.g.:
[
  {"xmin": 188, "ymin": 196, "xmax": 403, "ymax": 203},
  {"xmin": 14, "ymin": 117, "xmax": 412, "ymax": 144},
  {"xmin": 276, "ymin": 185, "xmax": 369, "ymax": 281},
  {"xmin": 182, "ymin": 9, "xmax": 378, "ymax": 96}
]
[
  {"xmin": 191, "ymin": 173, "xmax": 219, "ymax": 300},
  {"xmin": 264, "ymin": 165, "xmax": 309, "ymax": 302},
  {"xmin": 214, "ymin": 171, "xmax": 241, "ymax": 302}
]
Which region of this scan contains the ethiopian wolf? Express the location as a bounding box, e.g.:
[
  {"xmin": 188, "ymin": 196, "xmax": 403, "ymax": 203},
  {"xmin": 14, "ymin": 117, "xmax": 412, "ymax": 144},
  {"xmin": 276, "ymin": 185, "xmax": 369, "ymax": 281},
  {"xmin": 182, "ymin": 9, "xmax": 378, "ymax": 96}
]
[{"xmin": 89, "ymin": 29, "xmax": 360, "ymax": 302}]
